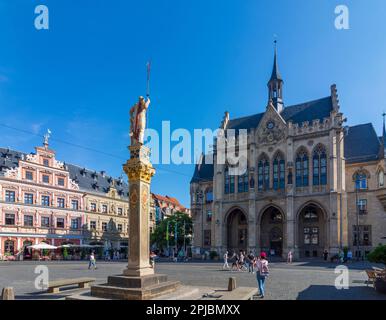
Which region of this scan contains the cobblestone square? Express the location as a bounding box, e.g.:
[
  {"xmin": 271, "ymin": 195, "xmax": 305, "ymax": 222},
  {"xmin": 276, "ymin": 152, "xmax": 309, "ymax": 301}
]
[{"xmin": 1, "ymin": 260, "xmax": 385, "ymax": 300}]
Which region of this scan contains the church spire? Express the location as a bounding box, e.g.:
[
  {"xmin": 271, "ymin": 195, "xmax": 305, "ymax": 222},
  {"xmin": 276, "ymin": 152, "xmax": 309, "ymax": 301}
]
[{"xmin": 267, "ymin": 40, "xmax": 284, "ymax": 113}]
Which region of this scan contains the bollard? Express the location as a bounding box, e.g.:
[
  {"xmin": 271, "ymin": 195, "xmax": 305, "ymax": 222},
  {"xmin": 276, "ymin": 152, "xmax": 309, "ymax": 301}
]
[
  {"xmin": 228, "ymin": 277, "xmax": 236, "ymax": 291},
  {"xmin": 1, "ymin": 287, "xmax": 15, "ymax": 300}
]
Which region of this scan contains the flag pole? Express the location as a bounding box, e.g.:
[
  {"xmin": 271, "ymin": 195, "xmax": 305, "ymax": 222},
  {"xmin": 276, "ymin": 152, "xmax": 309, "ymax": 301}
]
[{"xmin": 145, "ymin": 60, "xmax": 151, "ymax": 137}]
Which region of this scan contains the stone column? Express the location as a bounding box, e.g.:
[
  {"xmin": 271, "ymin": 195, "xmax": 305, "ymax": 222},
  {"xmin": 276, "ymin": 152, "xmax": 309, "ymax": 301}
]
[{"xmin": 123, "ymin": 145, "xmax": 155, "ymax": 277}]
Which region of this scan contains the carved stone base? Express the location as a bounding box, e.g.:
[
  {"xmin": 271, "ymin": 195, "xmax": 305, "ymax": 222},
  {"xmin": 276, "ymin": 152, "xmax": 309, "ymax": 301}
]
[{"xmin": 90, "ymin": 274, "xmax": 180, "ymax": 300}]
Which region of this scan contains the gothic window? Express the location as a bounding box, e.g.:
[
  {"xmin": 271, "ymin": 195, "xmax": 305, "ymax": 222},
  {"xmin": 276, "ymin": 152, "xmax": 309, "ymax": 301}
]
[
  {"xmin": 354, "ymin": 171, "xmax": 368, "ymax": 190},
  {"xmin": 312, "ymin": 145, "xmax": 327, "ymax": 186},
  {"xmin": 258, "ymin": 155, "xmax": 270, "ymax": 191},
  {"xmin": 273, "ymin": 153, "xmax": 285, "ymax": 190},
  {"xmin": 270, "ymin": 209, "xmax": 283, "ymax": 223},
  {"xmin": 238, "ymin": 171, "xmax": 249, "ymax": 193},
  {"xmin": 296, "ymin": 149, "xmax": 309, "ymax": 187},
  {"xmin": 304, "ymin": 207, "xmax": 319, "ymax": 221},
  {"xmin": 224, "ymin": 168, "xmax": 235, "ymax": 194},
  {"xmin": 378, "ymin": 170, "xmax": 384, "ymax": 188}
]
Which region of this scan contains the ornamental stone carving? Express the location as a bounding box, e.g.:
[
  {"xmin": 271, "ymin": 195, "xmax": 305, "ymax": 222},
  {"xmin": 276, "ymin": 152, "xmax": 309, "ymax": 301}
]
[{"xmin": 258, "ymin": 119, "xmax": 286, "ymax": 145}]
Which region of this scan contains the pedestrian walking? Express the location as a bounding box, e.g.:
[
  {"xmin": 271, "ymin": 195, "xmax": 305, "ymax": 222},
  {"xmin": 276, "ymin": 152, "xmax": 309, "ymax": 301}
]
[
  {"xmin": 223, "ymin": 251, "xmax": 230, "ymax": 269},
  {"xmin": 255, "ymin": 252, "xmax": 269, "ymax": 298},
  {"xmin": 150, "ymin": 251, "xmax": 157, "ymax": 268},
  {"xmin": 323, "ymin": 249, "xmax": 328, "ymax": 261},
  {"xmin": 347, "ymin": 249, "xmax": 353, "ymax": 263},
  {"xmin": 247, "ymin": 251, "xmax": 255, "ymax": 273},
  {"xmin": 287, "ymin": 250, "xmax": 293, "ymax": 264},
  {"xmin": 88, "ymin": 251, "xmax": 97, "ymax": 270}
]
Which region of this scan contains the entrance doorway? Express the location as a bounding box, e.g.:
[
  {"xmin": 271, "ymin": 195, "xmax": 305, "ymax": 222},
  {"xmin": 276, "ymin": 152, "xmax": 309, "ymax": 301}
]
[
  {"xmin": 260, "ymin": 206, "xmax": 284, "ymax": 257},
  {"xmin": 226, "ymin": 209, "xmax": 248, "ymax": 252}
]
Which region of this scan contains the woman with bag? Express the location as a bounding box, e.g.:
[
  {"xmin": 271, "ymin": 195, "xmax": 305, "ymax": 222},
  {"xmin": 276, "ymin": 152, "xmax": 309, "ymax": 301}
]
[{"xmin": 255, "ymin": 252, "xmax": 269, "ymax": 298}]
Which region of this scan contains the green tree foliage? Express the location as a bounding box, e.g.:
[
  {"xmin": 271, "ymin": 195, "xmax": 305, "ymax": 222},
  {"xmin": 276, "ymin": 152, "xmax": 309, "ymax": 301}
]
[
  {"xmin": 367, "ymin": 245, "xmax": 386, "ymax": 265},
  {"xmin": 150, "ymin": 211, "xmax": 193, "ymax": 250}
]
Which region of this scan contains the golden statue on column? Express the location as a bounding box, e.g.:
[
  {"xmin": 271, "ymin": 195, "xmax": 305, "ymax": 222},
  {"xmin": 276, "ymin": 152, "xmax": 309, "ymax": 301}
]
[{"xmin": 129, "ymin": 96, "xmax": 150, "ymax": 145}]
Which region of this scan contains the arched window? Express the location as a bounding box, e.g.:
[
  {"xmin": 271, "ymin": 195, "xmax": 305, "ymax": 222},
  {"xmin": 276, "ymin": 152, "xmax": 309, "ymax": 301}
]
[
  {"xmin": 354, "ymin": 171, "xmax": 368, "ymax": 190},
  {"xmin": 258, "ymin": 155, "xmax": 270, "ymax": 191},
  {"xmin": 313, "ymin": 145, "xmax": 327, "ymax": 186},
  {"xmin": 237, "ymin": 171, "xmax": 249, "ymax": 193},
  {"xmin": 224, "ymin": 168, "xmax": 235, "ymax": 194},
  {"xmin": 296, "ymin": 148, "xmax": 309, "ymax": 187},
  {"xmin": 378, "ymin": 170, "xmax": 384, "ymax": 188},
  {"xmin": 273, "ymin": 152, "xmax": 285, "ymax": 190}
]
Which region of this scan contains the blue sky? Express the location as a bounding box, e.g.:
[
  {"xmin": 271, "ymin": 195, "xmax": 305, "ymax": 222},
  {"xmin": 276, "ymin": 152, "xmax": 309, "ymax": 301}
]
[{"xmin": 1, "ymin": 0, "xmax": 386, "ymax": 207}]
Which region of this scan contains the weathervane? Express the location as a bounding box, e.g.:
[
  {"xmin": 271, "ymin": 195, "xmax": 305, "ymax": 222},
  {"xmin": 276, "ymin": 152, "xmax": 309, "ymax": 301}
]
[{"xmin": 43, "ymin": 129, "xmax": 52, "ymax": 149}]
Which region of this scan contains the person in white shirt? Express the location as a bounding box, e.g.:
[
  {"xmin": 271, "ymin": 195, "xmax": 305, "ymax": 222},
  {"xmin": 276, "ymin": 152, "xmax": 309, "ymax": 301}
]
[
  {"xmin": 223, "ymin": 251, "xmax": 230, "ymax": 269},
  {"xmin": 88, "ymin": 251, "xmax": 97, "ymax": 270},
  {"xmin": 287, "ymin": 250, "xmax": 293, "ymax": 264}
]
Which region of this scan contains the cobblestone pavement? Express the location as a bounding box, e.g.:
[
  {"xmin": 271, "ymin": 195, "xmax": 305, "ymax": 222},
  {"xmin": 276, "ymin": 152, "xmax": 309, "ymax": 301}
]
[{"xmin": 0, "ymin": 260, "xmax": 385, "ymax": 300}]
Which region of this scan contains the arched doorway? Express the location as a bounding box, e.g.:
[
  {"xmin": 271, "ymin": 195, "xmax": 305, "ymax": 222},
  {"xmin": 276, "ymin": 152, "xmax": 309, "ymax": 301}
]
[
  {"xmin": 226, "ymin": 209, "xmax": 248, "ymax": 252},
  {"xmin": 260, "ymin": 206, "xmax": 284, "ymax": 257},
  {"xmin": 297, "ymin": 203, "xmax": 326, "ymax": 258}
]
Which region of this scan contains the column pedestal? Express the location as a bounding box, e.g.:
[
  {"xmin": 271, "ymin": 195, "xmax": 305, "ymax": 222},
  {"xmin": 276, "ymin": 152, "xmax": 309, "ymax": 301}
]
[{"xmin": 90, "ymin": 144, "xmax": 180, "ymax": 300}]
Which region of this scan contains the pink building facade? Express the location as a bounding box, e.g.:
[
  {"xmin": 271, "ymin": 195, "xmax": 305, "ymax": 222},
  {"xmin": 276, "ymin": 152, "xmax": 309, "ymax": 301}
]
[{"xmin": 0, "ymin": 144, "xmax": 84, "ymax": 257}]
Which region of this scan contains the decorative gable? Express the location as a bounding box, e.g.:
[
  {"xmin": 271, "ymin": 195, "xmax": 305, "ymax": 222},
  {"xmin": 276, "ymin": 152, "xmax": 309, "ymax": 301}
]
[{"xmin": 256, "ymin": 101, "xmax": 287, "ymax": 145}]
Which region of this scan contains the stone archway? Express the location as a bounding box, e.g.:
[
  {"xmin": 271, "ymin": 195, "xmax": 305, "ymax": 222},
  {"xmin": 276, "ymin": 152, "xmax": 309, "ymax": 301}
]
[
  {"xmin": 297, "ymin": 203, "xmax": 327, "ymax": 258},
  {"xmin": 260, "ymin": 206, "xmax": 285, "ymax": 257},
  {"xmin": 226, "ymin": 208, "xmax": 248, "ymax": 252}
]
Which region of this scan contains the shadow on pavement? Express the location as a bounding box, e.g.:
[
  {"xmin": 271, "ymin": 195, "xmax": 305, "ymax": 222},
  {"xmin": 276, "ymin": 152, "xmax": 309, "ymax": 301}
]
[{"xmin": 296, "ymin": 284, "xmax": 386, "ymax": 300}]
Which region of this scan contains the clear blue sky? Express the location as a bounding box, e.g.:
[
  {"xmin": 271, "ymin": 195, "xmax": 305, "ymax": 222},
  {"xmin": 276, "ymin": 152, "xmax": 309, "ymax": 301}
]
[{"xmin": 1, "ymin": 0, "xmax": 386, "ymax": 207}]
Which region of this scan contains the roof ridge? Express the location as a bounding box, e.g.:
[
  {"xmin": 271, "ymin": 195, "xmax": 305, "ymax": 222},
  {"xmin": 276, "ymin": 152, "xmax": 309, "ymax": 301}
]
[{"xmin": 285, "ymin": 95, "xmax": 332, "ymax": 109}]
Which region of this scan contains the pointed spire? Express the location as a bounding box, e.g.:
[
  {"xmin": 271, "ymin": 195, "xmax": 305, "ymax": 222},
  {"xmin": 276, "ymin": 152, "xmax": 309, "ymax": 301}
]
[
  {"xmin": 269, "ymin": 40, "xmax": 282, "ymax": 82},
  {"xmin": 267, "ymin": 39, "xmax": 284, "ymax": 113}
]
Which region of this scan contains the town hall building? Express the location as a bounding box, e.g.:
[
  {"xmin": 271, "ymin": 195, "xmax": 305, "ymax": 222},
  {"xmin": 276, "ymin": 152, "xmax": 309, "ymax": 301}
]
[{"xmin": 190, "ymin": 47, "xmax": 386, "ymax": 260}]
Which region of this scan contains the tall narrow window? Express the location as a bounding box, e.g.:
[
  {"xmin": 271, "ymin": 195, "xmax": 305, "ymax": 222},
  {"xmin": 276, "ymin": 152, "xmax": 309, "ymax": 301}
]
[
  {"xmin": 224, "ymin": 168, "xmax": 235, "ymax": 194},
  {"xmin": 273, "ymin": 153, "xmax": 285, "ymax": 190},
  {"xmin": 224, "ymin": 169, "xmax": 230, "ymax": 194},
  {"xmin": 378, "ymin": 170, "xmax": 384, "ymax": 188},
  {"xmin": 296, "ymin": 149, "xmax": 309, "ymax": 187},
  {"xmin": 238, "ymin": 171, "xmax": 249, "ymax": 193},
  {"xmin": 313, "ymin": 145, "xmax": 327, "ymax": 186},
  {"xmin": 258, "ymin": 155, "xmax": 270, "ymax": 191}
]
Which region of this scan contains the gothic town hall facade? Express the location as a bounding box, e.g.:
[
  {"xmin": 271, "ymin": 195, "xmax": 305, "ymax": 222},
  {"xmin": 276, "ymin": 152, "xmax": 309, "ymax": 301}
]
[{"xmin": 190, "ymin": 49, "xmax": 386, "ymax": 260}]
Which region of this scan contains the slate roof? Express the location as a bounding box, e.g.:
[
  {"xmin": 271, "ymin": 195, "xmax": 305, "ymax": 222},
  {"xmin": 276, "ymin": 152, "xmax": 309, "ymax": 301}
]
[
  {"xmin": 0, "ymin": 147, "xmax": 128, "ymax": 198},
  {"xmin": 67, "ymin": 164, "xmax": 128, "ymax": 198},
  {"xmin": 344, "ymin": 123, "xmax": 381, "ymax": 164},
  {"xmin": 227, "ymin": 96, "xmax": 334, "ymax": 131},
  {"xmin": 190, "ymin": 157, "xmax": 214, "ymax": 183},
  {"xmin": 191, "ymin": 99, "xmax": 386, "ymax": 183}
]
